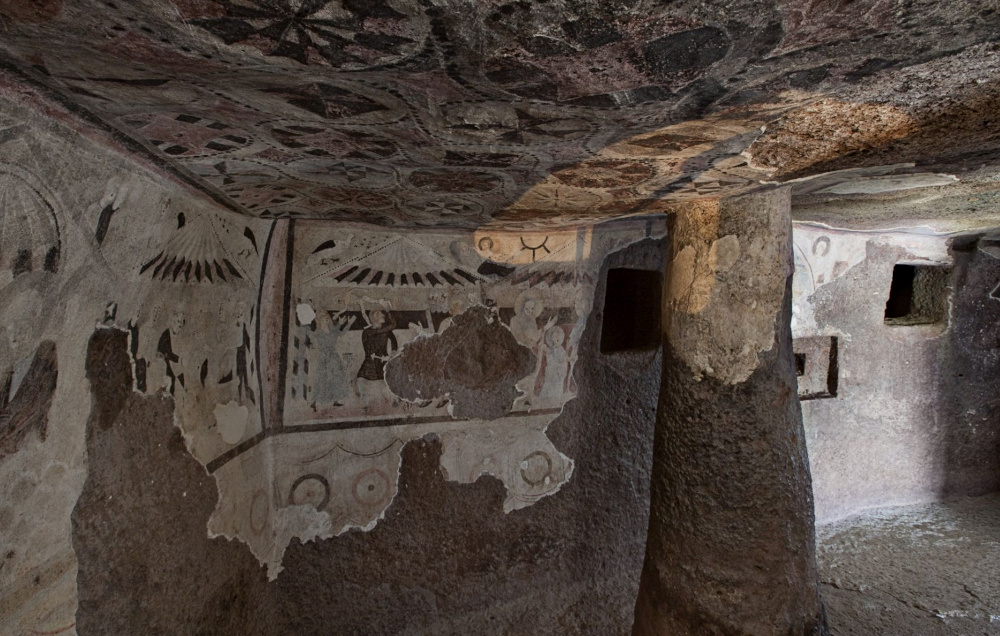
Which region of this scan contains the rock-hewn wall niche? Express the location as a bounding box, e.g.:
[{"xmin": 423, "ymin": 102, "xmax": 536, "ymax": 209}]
[{"xmin": 789, "ymin": 222, "xmax": 1000, "ymax": 522}]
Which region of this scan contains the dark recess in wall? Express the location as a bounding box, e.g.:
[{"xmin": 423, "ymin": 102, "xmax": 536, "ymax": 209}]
[
  {"xmin": 794, "ymin": 353, "xmax": 806, "ymax": 376},
  {"xmin": 793, "ymin": 336, "xmax": 838, "ymax": 401},
  {"xmin": 600, "ymin": 268, "xmax": 662, "ymax": 353},
  {"xmin": 885, "ymin": 264, "xmax": 950, "ymax": 326}
]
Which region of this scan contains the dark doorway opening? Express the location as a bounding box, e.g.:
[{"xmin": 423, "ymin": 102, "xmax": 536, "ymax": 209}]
[
  {"xmin": 884, "ymin": 264, "xmax": 950, "ymax": 326},
  {"xmin": 601, "ymin": 268, "xmax": 662, "ymax": 353}
]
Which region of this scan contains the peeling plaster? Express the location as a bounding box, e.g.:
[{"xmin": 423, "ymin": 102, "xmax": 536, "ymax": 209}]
[
  {"xmin": 792, "ymin": 223, "xmax": 953, "ymax": 337},
  {"xmin": 664, "ymin": 188, "xmax": 792, "ymax": 384},
  {"xmin": 384, "ymin": 306, "xmax": 536, "ymax": 421},
  {"xmin": 0, "ymin": 96, "xmax": 268, "ymax": 634},
  {"xmin": 168, "ymin": 218, "xmax": 668, "ymax": 579}
]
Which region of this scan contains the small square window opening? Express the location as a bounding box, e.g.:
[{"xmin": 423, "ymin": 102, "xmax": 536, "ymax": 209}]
[
  {"xmin": 884, "ymin": 264, "xmax": 950, "ymax": 326},
  {"xmin": 600, "ymin": 268, "xmax": 662, "ymax": 353}
]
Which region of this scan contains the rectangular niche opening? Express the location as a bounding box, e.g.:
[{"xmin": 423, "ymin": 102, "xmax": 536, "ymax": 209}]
[
  {"xmin": 794, "ymin": 353, "xmax": 807, "ymax": 377},
  {"xmin": 793, "ymin": 336, "xmax": 838, "ymax": 401},
  {"xmin": 600, "ymin": 268, "xmax": 662, "ymax": 353},
  {"xmin": 884, "ymin": 263, "xmax": 950, "ymax": 326}
]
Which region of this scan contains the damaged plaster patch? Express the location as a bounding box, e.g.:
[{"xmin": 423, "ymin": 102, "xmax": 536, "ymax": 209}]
[
  {"xmin": 437, "ymin": 417, "xmax": 576, "ymax": 513},
  {"xmin": 295, "ymin": 302, "xmax": 316, "ymax": 326},
  {"xmin": 384, "ymin": 306, "xmax": 535, "ymax": 420},
  {"xmin": 208, "ymin": 497, "xmax": 335, "ymax": 581},
  {"xmin": 709, "ymin": 234, "xmax": 741, "ymax": 273},
  {"xmin": 665, "ymin": 189, "xmax": 791, "ymax": 384},
  {"xmin": 214, "ymin": 401, "xmax": 249, "ymax": 445},
  {"xmin": 792, "ymin": 223, "xmax": 952, "ymax": 335},
  {"xmin": 190, "ymin": 220, "xmax": 667, "ymax": 578},
  {"xmin": 0, "ymin": 101, "xmax": 257, "ymax": 636}
]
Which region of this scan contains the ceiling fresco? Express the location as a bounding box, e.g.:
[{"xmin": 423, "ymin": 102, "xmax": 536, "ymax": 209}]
[{"xmin": 0, "ymin": 0, "xmax": 997, "ymax": 227}]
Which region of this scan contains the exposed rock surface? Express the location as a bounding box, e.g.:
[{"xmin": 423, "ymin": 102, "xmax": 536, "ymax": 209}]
[
  {"xmin": 0, "ymin": 1, "xmax": 997, "ymax": 225},
  {"xmin": 819, "ymin": 494, "xmax": 1000, "ymax": 636},
  {"xmin": 663, "ymin": 190, "xmax": 793, "ymax": 384},
  {"xmin": 385, "ymin": 306, "xmax": 536, "ymax": 421},
  {"xmin": 795, "ymin": 226, "xmax": 1000, "ymax": 522},
  {"xmin": 73, "ymin": 327, "xmax": 270, "ymax": 635},
  {"xmin": 635, "ymin": 188, "xmax": 825, "ymax": 635}
]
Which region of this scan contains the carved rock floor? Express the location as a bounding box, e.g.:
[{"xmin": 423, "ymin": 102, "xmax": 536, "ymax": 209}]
[{"xmin": 819, "ymin": 493, "xmax": 1000, "ymax": 635}]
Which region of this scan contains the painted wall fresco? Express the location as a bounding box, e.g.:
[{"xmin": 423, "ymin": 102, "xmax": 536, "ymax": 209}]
[
  {"xmin": 0, "ymin": 87, "xmax": 668, "ymax": 636},
  {"xmin": 200, "ymin": 218, "xmax": 666, "ymax": 577},
  {"xmin": 0, "ymin": 93, "xmax": 271, "ymax": 635},
  {"xmin": 791, "ymin": 224, "xmax": 951, "ymax": 337}
]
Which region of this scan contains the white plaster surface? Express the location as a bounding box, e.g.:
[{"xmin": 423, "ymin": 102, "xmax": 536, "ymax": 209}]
[{"xmin": 0, "ymin": 95, "xmax": 268, "ymax": 635}]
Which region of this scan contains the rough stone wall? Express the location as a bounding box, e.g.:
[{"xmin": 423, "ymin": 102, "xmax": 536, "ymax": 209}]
[
  {"xmin": 73, "ymin": 329, "xmax": 270, "ymax": 635},
  {"xmin": 936, "ymin": 238, "xmax": 1000, "ymax": 498},
  {"xmin": 265, "ymin": 238, "xmax": 665, "ymax": 635},
  {"xmin": 792, "ymin": 224, "xmax": 1000, "ymax": 523}
]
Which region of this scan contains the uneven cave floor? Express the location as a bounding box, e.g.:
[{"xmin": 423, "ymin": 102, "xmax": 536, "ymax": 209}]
[{"xmin": 819, "ymin": 493, "xmax": 1000, "ymax": 635}]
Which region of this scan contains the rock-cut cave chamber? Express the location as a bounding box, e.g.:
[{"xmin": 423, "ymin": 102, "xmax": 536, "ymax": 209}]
[{"xmin": 1, "ymin": 1, "xmax": 1000, "ymax": 634}]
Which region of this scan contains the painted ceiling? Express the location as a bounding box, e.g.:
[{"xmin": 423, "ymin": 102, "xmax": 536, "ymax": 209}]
[{"xmin": 0, "ymin": 0, "xmax": 998, "ymax": 228}]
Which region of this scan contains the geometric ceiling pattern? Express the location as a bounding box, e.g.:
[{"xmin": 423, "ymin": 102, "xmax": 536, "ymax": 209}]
[{"xmin": 0, "ymin": 0, "xmax": 997, "ymax": 227}]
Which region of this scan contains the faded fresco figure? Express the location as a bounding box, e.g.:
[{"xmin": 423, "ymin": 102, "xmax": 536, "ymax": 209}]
[
  {"xmin": 413, "ymin": 290, "xmax": 448, "ymax": 338},
  {"xmin": 216, "ymin": 299, "xmax": 248, "ymax": 397},
  {"xmin": 236, "ymin": 321, "xmax": 254, "ymax": 404},
  {"xmin": 156, "ymin": 312, "xmax": 185, "ymax": 395},
  {"xmin": 291, "ymin": 302, "xmax": 317, "ymax": 402},
  {"xmin": 510, "ymin": 290, "xmax": 556, "ymax": 351},
  {"xmin": 291, "ymin": 322, "xmax": 312, "ymax": 402},
  {"xmin": 534, "ymin": 326, "xmax": 570, "ymax": 407},
  {"xmin": 354, "ymin": 304, "xmax": 398, "ymax": 405},
  {"xmin": 565, "ymin": 292, "xmax": 591, "ymax": 395},
  {"xmin": 437, "ymin": 293, "xmax": 475, "ymax": 334},
  {"xmin": 510, "ymin": 290, "xmax": 557, "ymax": 410},
  {"xmin": 311, "ymin": 310, "xmax": 355, "ymax": 407}
]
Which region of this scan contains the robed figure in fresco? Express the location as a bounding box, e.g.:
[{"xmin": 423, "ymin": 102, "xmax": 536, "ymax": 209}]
[
  {"xmin": 311, "ymin": 310, "xmax": 354, "ymax": 407},
  {"xmin": 356, "ymin": 308, "xmax": 397, "ymax": 383}
]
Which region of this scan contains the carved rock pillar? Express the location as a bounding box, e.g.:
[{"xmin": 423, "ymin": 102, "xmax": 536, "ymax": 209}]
[{"xmin": 633, "ymin": 188, "xmax": 826, "ymax": 635}]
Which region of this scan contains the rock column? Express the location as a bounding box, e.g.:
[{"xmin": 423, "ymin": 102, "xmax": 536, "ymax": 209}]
[{"xmin": 633, "ymin": 188, "xmax": 826, "ymax": 635}]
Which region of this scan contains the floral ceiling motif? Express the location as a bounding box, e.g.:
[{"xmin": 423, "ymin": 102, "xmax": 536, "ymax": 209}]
[
  {"xmin": 0, "ymin": 0, "xmax": 994, "ymax": 227},
  {"xmin": 182, "ymin": 0, "xmax": 428, "ymax": 68}
]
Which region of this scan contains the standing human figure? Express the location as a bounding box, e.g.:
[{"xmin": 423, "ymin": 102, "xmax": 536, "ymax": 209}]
[
  {"xmin": 510, "ymin": 290, "xmax": 555, "ymax": 409},
  {"xmin": 311, "ymin": 310, "xmax": 354, "ymax": 407},
  {"xmin": 157, "ymin": 312, "xmax": 185, "ymax": 395},
  {"xmin": 535, "ymin": 326, "xmax": 570, "ymax": 406},
  {"xmin": 510, "ymin": 290, "xmax": 555, "ymax": 352},
  {"xmin": 354, "ymin": 307, "xmax": 397, "ymax": 402}
]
